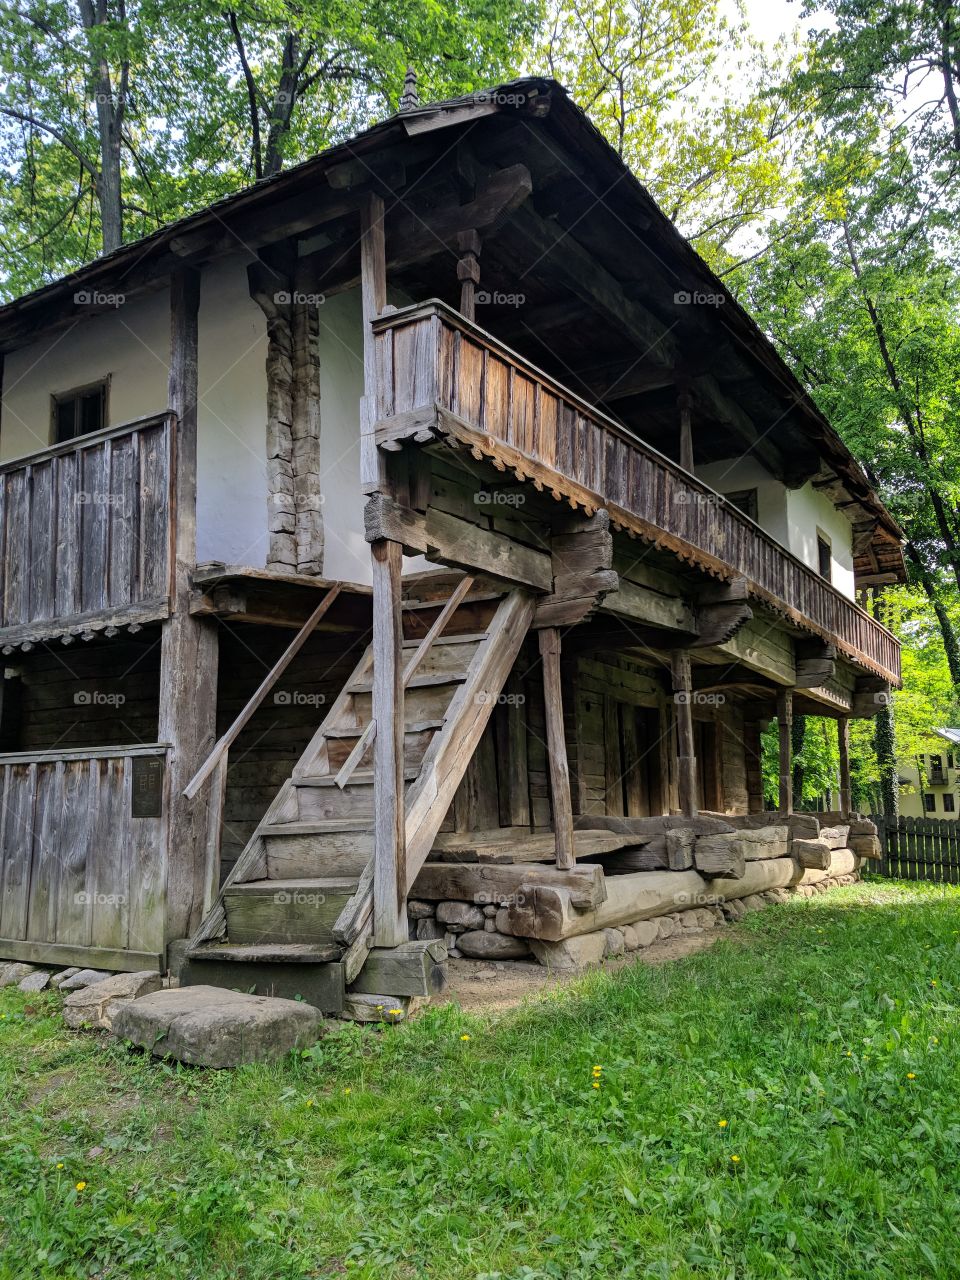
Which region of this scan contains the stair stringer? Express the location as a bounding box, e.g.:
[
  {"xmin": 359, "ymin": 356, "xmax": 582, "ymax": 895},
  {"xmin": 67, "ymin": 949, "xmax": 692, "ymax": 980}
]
[
  {"xmin": 188, "ymin": 644, "xmax": 375, "ymax": 950},
  {"xmin": 334, "ymin": 587, "xmax": 536, "ymax": 971}
]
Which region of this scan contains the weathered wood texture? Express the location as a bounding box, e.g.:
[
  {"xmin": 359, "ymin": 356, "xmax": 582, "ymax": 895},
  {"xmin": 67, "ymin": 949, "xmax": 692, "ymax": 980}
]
[
  {"xmin": 372, "ymin": 302, "xmax": 900, "ymax": 684},
  {"xmin": 0, "ymin": 415, "xmax": 174, "ymax": 636},
  {"xmin": 870, "ymin": 815, "xmax": 960, "ymax": 884},
  {"xmin": 0, "ymin": 746, "xmax": 167, "ymax": 967}
]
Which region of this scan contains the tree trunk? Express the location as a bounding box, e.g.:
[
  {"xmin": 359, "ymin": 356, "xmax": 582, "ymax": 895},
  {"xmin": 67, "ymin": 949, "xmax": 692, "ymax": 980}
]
[
  {"xmin": 907, "ymin": 543, "xmax": 960, "ymax": 687},
  {"xmin": 77, "ymin": 0, "xmax": 126, "ymax": 254},
  {"xmin": 870, "ymin": 591, "xmax": 899, "ymax": 818},
  {"xmin": 791, "ymin": 713, "xmax": 806, "ymax": 803}
]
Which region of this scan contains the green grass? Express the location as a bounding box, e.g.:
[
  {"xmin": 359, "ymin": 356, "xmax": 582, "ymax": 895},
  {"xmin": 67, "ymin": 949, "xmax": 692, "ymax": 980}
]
[{"xmin": 1, "ymin": 881, "xmax": 959, "ymax": 1279}]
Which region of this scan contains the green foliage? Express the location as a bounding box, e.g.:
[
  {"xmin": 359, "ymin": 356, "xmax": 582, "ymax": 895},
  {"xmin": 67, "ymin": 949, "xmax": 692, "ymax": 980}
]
[{"xmin": 2, "ymin": 883, "xmax": 960, "ymax": 1276}]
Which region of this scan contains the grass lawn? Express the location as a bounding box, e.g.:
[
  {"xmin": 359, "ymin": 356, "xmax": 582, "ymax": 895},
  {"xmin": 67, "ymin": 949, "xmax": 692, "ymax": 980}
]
[{"xmin": 1, "ymin": 880, "xmax": 959, "ymax": 1280}]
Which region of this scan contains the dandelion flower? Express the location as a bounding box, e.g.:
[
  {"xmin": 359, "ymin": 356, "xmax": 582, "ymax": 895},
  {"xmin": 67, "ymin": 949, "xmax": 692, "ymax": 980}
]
[
  {"xmin": 730, "ymin": 1155, "xmax": 741, "ymax": 1164},
  {"xmin": 592, "ymin": 1081, "xmax": 601, "ymax": 1089},
  {"xmin": 75, "ymin": 1181, "xmax": 86, "ymax": 1192},
  {"xmin": 389, "ymin": 1008, "xmax": 403, "ymax": 1016},
  {"xmin": 56, "ymin": 1163, "xmax": 64, "ymax": 1170},
  {"xmin": 460, "ymin": 1034, "xmax": 471, "ymax": 1041},
  {"xmin": 907, "ymin": 1072, "xmax": 916, "ymax": 1080},
  {"xmin": 718, "ymin": 1119, "xmax": 728, "ymax": 1128},
  {"xmin": 343, "ymin": 1087, "xmax": 351, "ymax": 1095},
  {"xmin": 306, "ymin": 1098, "xmax": 315, "ymax": 1107}
]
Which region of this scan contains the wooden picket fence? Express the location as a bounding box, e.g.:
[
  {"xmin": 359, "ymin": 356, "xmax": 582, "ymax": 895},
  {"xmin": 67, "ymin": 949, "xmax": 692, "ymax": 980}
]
[{"xmin": 869, "ymin": 815, "xmax": 960, "ymax": 884}]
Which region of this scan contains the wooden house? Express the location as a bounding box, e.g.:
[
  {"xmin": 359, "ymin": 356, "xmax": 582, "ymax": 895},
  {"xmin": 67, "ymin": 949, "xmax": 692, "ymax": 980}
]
[{"xmin": 0, "ymin": 78, "xmax": 904, "ymax": 1009}]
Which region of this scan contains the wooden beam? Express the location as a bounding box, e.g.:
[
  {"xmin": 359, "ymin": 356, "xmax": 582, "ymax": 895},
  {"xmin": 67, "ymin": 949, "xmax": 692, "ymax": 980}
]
[
  {"xmin": 837, "ymin": 716, "xmax": 852, "ymax": 815},
  {"xmin": 364, "ymin": 494, "xmax": 552, "ymax": 591},
  {"xmin": 670, "ymin": 650, "xmax": 698, "ymax": 818},
  {"xmin": 777, "ymin": 688, "xmax": 793, "ymax": 814},
  {"xmin": 602, "ymin": 579, "xmax": 696, "ymax": 633},
  {"xmin": 539, "ymin": 628, "xmax": 575, "ymax": 870},
  {"xmin": 360, "ymin": 192, "xmax": 387, "ymax": 493},
  {"xmin": 371, "ymin": 538, "xmax": 407, "ymax": 947},
  {"xmin": 159, "ymin": 266, "xmax": 220, "ymax": 942},
  {"xmin": 678, "ymin": 390, "xmax": 694, "ymax": 473}
]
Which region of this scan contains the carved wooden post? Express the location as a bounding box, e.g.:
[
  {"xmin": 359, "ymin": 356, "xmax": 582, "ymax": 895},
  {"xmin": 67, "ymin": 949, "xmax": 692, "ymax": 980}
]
[
  {"xmin": 678, "ymin": 389, "xmax": 694, "ymax": 473},
  {"xmin": 539, "ymin": 628, "xmax": 575, "ymax": 869},
  {"xmin": 671, "ymin": 650, "xmax": 698, "ymax": 817},
  {"xmin": 457, "ymin": 229, "xmax": 481, "ymax": 321},
  {"xmin": 837, "ymin": 716, "xmax": 852, "ymax": 816},
  {"xmin": 160, "ymin": 266, "xmax": 220, "ymax": 943},
  {"xmin": 777, "ymin": 689, "xmax": 793, "ymax": 814}
]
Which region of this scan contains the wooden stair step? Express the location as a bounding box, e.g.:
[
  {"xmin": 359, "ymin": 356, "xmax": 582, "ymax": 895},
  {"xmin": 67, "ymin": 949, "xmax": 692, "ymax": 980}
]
[
  {"xmin": 224, "ymin": 877, "xmax": 360, "ymax": 946},
  {"xmin": 322, "ymin": 719, "xmax": 444, "ymax": 740},
  {"xmin": 261, "ymin": 819, "xmax": 372, "ymax": 837},
  {"xmin": 402, "ymin": 592, "xmax": 501, "ymax": 610},
  {"xmin": 291, "ymin": 768, "xmax": 419, "ymax": 787},
  {"xmin": 346, "ymin": 671, "xmax": 467, "ymax": 693},
  {"xmin": 400, "ymin": 632, "xmax": 487, "ymax": 647},
  {"xmin": 186, "ymin": 940, "xmax": 344, "ymax": 964}
]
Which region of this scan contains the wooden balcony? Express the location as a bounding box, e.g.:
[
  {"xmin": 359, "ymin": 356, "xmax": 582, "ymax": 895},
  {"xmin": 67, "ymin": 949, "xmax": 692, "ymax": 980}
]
[
  {"xmin": 0, "ymin": 413, "xmax": 174, "ymax": 645},
  {"xmin": 372, "ymin": 301, "xmax": 900, "ymax": 685}
]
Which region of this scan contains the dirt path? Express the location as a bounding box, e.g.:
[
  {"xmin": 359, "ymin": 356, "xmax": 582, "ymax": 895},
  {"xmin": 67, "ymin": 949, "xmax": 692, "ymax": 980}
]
[{"xmin": 439, "ymin": 928, "xmax": 722, "ymax": 1013}]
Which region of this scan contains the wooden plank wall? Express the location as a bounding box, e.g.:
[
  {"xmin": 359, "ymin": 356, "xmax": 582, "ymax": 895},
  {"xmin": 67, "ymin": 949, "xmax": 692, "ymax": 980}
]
[
  {"xmin": 0, "ymin": 747, "xmax": 167, "ymax": 967},
  {"xmin": 7, "ymin": 633, "xmax": 161, "ymax": 751},
  {"xmin": 871, "ymin": 816, "xmax": 960, "ymax": 883},
  {"xmin": 0, "ymin": 417, "xmax": 172, "ymax": 632}
]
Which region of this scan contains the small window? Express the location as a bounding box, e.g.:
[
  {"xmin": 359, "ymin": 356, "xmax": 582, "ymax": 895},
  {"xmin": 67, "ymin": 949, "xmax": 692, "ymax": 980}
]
[
  {"xmin": 817, "ymin": 535, "xmax": 832, "ymax": 582},
  {"xmin": 52, "ymin": 380, "xmax": 107, "ymax": 444},
  {"xmin": 944, "ymin": 794, "xmax": 956, "ymax": 813},
  {"xmin": 948, "ymin": 753, "xmax": 955, "ymax": 769},
  {"xmin": 724, "ymin": 488, "xmax": 758, "ymax": 522},
  {"xmin": 924, "ymin": 793, "xmax": 936, "ymax": 813}
]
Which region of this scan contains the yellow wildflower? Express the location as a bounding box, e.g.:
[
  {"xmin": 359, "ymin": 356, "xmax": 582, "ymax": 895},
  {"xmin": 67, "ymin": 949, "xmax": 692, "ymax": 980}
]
[
  {"xmin": 306, "ymin": 1098, "xmax": 314, "ymax": 1107},
  {"xmin": 718, "ymin": 1119, "xmax": 728, "ymax": 1128},
  {"xmin": 592, "ymin": 1081, "xmax": 601, "ymax": 1089},
  {"xmin": 389, "ymin": 1008, "xmax": 403, "ymax": 1016},
  {"xmin": 730, "ymin": 1155, "xmax": 741, "ymax": 1165},
  {"xmin": 460, "ymin": 1034, "xmax": 471, "ymax": 1041},
  {"xmin": 56, "ymin": 1162, "xmax": 64, "ymax": 1170},
  {"xmin": 343, "ymin": 1087, "xmax": 351, "ymax": 1095},
  {"xmin": 75, "ymin": 1181, "xmax": 87, "ymax": 1192},
  {"xmin": 907, "ymin": 1072, "xmax": 916, "ymax": 1080}
]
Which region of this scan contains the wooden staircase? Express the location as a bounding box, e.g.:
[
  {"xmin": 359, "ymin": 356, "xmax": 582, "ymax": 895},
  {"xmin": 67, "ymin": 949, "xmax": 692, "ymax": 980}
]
[{"xmin": 184, "ymin": 583, "xmax": 535, "ymax": 1010}]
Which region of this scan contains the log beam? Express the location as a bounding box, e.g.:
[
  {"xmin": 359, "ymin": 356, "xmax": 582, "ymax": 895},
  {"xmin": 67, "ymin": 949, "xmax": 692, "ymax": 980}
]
[
  {"xmin": 371, "ymin": 538, "xmax": 407, "ymax": 947},
  {"xmin": 837, "ymin": 716, "xmax": 852, "ymax": 816}
]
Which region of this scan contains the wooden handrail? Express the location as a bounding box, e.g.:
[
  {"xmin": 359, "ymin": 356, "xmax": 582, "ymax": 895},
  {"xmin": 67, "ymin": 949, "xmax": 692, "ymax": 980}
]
[
  {"xmin": 0, "ymin": 410, "xmax": 175, "ymax": 474},
  {"xmin": 333, "ymin": 575, "xmax": 474, "ymax": 790},
  {"xmin": 183, "ymin": 584, "xmax": 342, "ymax": 800}
]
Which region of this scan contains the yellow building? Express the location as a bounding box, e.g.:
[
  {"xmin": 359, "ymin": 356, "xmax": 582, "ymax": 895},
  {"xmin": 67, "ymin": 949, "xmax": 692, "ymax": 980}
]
[{"xmin": 900, "ymin": 729, "xmax": 960, "ymax": 819}]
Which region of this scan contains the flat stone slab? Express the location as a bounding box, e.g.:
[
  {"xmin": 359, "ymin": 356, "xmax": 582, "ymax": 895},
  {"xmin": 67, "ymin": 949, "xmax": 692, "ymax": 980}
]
[
  {"xmin": 18, "ymin": 971, "xmax": 51, "ymax": 993},
  {"xmin": 59, "ymin": 969, "xmax": 113, "ymax": 992},
  {"xmin": 63, "ymin": 970, "xmax": 162, "ymax": 1030},
  {"xmin": 111, "ymin": 985, "xmax": 326, "ymax": 1068}
]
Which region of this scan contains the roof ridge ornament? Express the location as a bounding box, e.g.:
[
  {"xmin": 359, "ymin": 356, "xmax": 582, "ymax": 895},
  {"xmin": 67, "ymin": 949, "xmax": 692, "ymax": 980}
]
[{"xmin": 399, "ymin": 66, "xmax": 419, "ymax": 113}]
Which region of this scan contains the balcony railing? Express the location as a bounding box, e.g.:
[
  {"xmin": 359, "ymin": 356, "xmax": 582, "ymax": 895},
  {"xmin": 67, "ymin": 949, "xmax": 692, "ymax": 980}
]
[
  {"xmin": 0, "ymin": 413, "xmax": 175, "ymax": 640},
  {"xmin": 372, "ymin": 301, "xmax": 900, "ymax": 685}
]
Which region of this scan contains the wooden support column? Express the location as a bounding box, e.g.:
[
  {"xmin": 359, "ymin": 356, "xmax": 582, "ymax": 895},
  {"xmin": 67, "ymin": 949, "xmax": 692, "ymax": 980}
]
[
  {"xmin": 670, "ymin": 650, "xmax": 698, "ymax": 818},
  {"xmin": 678, "ymin": 389, "xmax": 694, "ymax": 473},
  {"xmin": 777, "ymin": 689, "xmax": 793, "ymax": 814},
  {"xmin": 539, "ymin": 628, "xmax": 575, "ymax": 869},
  {"xmin": 457, "ymin": 229, "xmax": 481, "ymax": 320},
  {"xmin": 160, "ymin": 265, "xmax": 220, "ymax": 943},
  {"xmin": 360, "ymin": 191, "xmax": 387, "ymax": 493},
  {"xmin": 743, "ymin": 719, "xmax": 764, "ymax": 813},
  {"xmin": 837, "ymin": 716, "xmax": 852, "ymax": 816},
  {"xmin": 372, "ymin": 538, "xmax": 407, "ymax": 947}
]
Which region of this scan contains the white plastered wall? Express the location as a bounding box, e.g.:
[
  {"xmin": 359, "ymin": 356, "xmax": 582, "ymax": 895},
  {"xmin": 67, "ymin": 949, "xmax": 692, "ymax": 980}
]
[{"xmin": 695, "ymin": 457, "xmax": 856, "ymax": 600}]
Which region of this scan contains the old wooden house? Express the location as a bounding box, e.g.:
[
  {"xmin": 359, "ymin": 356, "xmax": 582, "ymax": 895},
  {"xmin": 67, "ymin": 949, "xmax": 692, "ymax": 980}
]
[{"xmin": 0, "ymin": 78, "xmax": 904, "ymax": 1010}]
